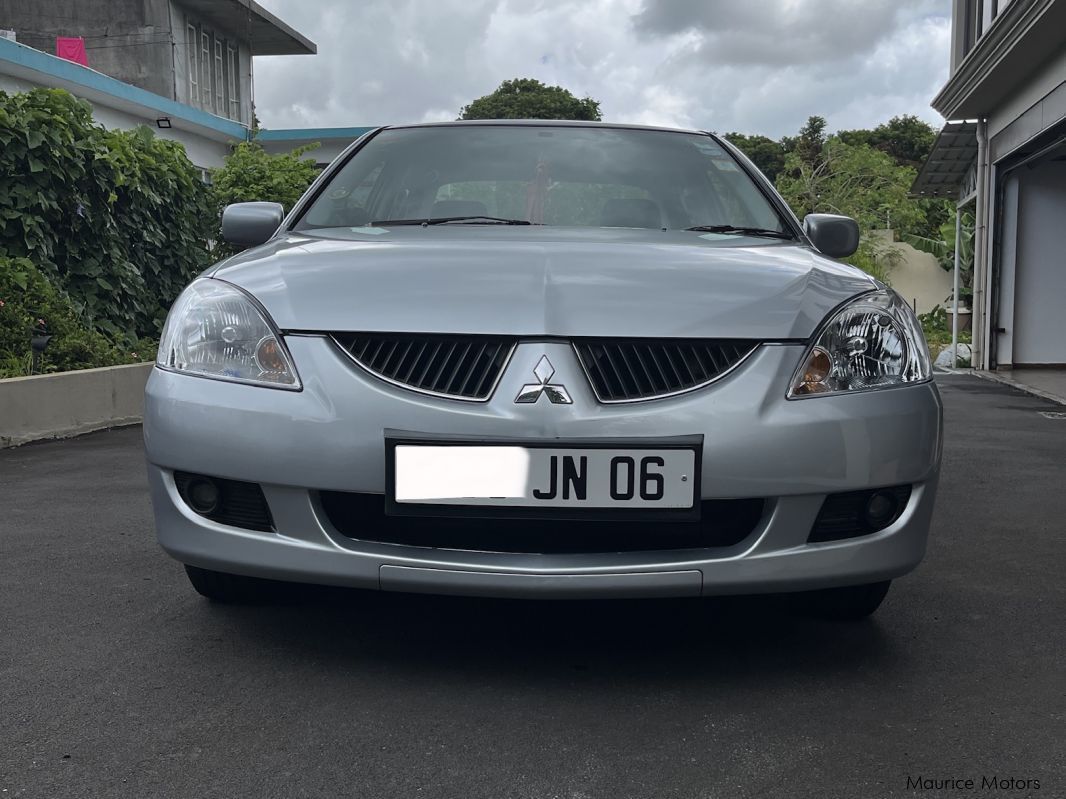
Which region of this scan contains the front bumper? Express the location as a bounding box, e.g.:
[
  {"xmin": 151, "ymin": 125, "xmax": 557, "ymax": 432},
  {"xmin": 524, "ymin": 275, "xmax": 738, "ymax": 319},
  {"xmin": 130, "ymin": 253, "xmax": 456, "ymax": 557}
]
[{"xmin": 144, "ymin": 337, "xmax": 943, "ymax": 599}]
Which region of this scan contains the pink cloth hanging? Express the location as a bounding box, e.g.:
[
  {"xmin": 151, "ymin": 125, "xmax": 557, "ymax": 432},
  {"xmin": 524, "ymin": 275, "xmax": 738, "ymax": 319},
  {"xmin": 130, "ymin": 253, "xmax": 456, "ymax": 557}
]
[{"xmin": 56, "ymin": 37, "xmax": 89, "ymax": 67}]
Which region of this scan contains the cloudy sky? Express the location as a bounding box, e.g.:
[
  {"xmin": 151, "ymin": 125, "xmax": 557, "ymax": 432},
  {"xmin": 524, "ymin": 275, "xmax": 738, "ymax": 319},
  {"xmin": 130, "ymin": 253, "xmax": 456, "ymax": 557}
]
[{"xmin": 253, "ymin": 0, "xmax": 951, "ymax": 138}]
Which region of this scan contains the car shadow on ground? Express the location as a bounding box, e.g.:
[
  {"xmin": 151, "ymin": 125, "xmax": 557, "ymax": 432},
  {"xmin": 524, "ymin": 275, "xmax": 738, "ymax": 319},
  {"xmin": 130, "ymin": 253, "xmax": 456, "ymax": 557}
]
[{"xmin": 176, "ymin": 582, "xmax": 905, "ymax": 690}]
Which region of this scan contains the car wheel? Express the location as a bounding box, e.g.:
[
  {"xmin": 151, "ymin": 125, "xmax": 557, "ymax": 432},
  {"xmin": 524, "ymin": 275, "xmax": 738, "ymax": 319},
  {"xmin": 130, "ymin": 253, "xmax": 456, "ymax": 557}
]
[
  {"xmin": 796, "ymin": 580, "xmax": 892, "ymax": 621},
  {"xmin": 184, "ymin": 564, "xmax": 274, "ymax": 603}
]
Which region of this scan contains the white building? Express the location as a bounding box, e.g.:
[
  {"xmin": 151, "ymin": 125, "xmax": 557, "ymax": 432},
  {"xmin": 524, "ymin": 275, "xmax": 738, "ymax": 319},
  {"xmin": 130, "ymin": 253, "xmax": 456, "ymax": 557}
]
[
  {"xmin": 0, "ymin": 0, "xmax": 372, "ymax": 171},
  {"xmin": 913, "ymin": 0, "xmax": 1066, "ymax": 397}
]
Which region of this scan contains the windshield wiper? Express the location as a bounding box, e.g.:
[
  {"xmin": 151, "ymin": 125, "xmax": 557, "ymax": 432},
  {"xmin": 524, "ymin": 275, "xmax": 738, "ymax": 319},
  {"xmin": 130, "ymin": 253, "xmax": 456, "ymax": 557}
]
[
  {"xmin": 372, "ymin": 216, "xmax": 533, "ymax": 226},
  {"xmin": 685, "ymin": 225, "xmax": 793, "ymax": 239}
]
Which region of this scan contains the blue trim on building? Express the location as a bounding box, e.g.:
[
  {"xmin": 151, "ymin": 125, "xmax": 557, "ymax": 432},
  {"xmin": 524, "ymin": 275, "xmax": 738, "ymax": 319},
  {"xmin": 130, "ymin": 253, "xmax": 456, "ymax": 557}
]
[
  {"xmin": 256, "ymin": 126, "xmax": 376, "ymax": 141},
  {"xmin": 0, "ymin": 36, "xmax": 248, "ymax": 140}
]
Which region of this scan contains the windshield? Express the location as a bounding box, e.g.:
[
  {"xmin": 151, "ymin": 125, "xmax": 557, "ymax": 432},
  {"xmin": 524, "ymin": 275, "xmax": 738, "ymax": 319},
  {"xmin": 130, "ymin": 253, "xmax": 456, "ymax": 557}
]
[{"xmin": 294, "ymin": 125, "xmax": 789, "ymax": 233}]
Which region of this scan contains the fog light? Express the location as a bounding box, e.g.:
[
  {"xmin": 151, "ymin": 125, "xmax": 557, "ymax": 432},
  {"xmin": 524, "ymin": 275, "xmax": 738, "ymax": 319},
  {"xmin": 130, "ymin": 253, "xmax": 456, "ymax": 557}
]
[
  {"xmin": 186, "ymin": 477, "xmax": 221, "ymax": 515},
  {"xmin": 864, "ymin": 490, "xmax": 900, "ymax": 528}
]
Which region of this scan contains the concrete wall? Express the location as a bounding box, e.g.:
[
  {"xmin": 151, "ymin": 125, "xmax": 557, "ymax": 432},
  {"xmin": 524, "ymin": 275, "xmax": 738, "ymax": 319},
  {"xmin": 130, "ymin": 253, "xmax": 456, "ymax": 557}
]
[
  {"xmin": 0, "ymin": 363, "xmax": 152, "ymax": 448},
  {"xmin": 0, "ymin": 0, "xmax": 176, "ymax": 99},
  {"xmin": 1009, "ymin": 160, "xmax": 1066, "ymax": 365},
  {"xmin": 870, "ymin": 231, "xmax": 955, "ymax": 315}
]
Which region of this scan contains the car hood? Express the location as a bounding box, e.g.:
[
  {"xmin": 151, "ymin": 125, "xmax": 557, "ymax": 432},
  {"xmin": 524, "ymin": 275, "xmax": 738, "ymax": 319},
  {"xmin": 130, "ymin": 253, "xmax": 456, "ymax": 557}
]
[{"xmin": 211, "ymin": 227, "xmax": 876, "ymax": 339}]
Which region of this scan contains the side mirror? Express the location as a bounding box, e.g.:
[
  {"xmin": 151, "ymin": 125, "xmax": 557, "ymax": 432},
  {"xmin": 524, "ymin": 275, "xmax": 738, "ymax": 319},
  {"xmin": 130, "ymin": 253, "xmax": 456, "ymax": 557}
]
[
  {"xmin": 803, "ymin": 213, "xmax": 860, "ymax": 259},
  {"xmin": 221, "ymin": 202, "xmax": 285, "ymax": 247}
]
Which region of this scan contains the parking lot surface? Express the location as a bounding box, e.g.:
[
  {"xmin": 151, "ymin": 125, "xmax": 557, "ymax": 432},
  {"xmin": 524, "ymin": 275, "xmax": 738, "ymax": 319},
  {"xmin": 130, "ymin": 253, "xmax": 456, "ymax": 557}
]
[{"xmin": 1, "ymin": 374, "xmax": 1062, "ymax": 798}]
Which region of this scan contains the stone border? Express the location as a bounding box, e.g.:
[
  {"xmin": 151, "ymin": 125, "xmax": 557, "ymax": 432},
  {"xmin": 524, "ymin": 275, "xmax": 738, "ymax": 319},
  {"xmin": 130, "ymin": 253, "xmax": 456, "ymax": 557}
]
[
  {"xmin": 972, "ymin": 369, "xmax": 1066, "ymax": 406},
  {"xmin": 0, "ymin": 362, "xmax": 153, "ymax": 448}
]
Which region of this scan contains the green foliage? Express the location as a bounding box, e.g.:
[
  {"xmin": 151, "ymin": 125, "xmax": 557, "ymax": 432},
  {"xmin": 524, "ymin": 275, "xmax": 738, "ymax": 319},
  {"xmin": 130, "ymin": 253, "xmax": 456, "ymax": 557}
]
[
  {"xmin": 0, "ymin": 256, "xmax": 154, "ymax": 378},
  {"xmin": 837, "ymin": 115, "xmax": 937, "ymax": 169},
  {"xmin": 722, "ymin": 133, "xmax": 786, "ymax": 182},
  {"xmin": 919, "ymin": 303, "xmax": 972, "ymax": 363},
  {"xmin": 460, "ymin": 78, "xmax": 602, "ymax": 121},
  {"xmin": 0, "ymin": 88, "xmax": 212, "ymax": 341},
  {"xmin": 776, "ymin": 137, "xmax": 922, "ymax": 233},
  {"xmin": 843, "ymin": 237, "xmax": 895, "ymax": 285},
  {"xmin": 781, "ymin": 116, "xmax": 828, "ymax": 173},
  {"xmin": 209, "ymin": 140, "xmax": 320, "ymax": 257}
]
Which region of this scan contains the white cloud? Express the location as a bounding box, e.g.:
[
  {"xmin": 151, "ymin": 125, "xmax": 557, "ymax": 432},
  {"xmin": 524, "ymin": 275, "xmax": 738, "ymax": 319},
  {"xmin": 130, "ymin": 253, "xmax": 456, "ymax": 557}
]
[{"xmin": 253, "ymin": 0, "xmax": 951, "ymax": 138}]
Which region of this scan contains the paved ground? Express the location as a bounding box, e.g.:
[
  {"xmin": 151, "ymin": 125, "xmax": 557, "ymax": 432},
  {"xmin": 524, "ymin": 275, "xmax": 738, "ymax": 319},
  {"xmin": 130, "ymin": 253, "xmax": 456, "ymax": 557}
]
[{"xmin": 1, "ymin": 374, "xmax": 1063, "ymax": 799}]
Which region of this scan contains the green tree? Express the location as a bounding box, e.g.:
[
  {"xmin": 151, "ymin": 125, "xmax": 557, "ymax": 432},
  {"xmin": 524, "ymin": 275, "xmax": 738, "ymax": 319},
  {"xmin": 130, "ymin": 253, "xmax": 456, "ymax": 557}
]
[
  {"xmin": 776, "ymin": 138, "xmax": 921, "ymax": 233},
  {"xmin": 776, "ymin": 136, "xmax": 923, "ymax": 281},
  {"xmin": 838, "ymin": 114, "xmax": 937, "ymax": 169},
  {"xmin": 781, "ymin": 115, "xmax": 828, "ymax": 174},
  {"xmin": 460, "ymin": 78, "xmax": 602, "ymax": 121},
  {"xmin": 722, "ymin": 133, "xmax": 786, "ymax": 182},
  {"xmin": 210, "ymin": 141, "xmax": 320, "ymax": 256}
]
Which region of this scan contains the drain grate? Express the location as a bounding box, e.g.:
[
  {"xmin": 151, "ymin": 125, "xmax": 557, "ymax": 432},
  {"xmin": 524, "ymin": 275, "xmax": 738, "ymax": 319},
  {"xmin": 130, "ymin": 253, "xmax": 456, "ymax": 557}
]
[{"xmin": 1039, "ymin": 411, "xmax": 1066, "ymax": 420}]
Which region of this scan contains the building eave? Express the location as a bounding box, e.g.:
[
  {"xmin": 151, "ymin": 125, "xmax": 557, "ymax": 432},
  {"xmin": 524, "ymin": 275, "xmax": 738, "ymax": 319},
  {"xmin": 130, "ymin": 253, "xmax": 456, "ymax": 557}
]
[
  {"xmin": 180, "ymin": 0, "xmax": 317, "ymax": 56},
  {"xmin": 932, "ymin": 0, "xmax": 1065, "ymax": 119},
  {"xmin": 0, "ymin": 36, "xmax": 248, "ymax": 143}
]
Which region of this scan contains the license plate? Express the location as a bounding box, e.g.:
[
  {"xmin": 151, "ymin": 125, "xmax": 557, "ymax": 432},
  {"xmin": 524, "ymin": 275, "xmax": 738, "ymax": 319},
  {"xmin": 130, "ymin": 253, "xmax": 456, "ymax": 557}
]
[{"xmin": 391, "ymin": 444, "xmax": 698, "ymax": 509}]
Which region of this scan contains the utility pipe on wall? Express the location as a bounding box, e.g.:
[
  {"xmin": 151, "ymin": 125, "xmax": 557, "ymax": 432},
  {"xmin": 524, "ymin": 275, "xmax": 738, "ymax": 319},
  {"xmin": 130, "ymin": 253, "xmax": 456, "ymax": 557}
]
[{"xmin": 952, "ymin": 207, "xmax": 962, "ymax": 366}]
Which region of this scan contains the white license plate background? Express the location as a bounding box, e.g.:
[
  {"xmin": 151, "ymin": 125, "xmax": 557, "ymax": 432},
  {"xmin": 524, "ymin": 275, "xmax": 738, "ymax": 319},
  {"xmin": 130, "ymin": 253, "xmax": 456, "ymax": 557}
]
[{"xmin": 393, "ymin": 445, "xmax": 697, "ymax": 509}]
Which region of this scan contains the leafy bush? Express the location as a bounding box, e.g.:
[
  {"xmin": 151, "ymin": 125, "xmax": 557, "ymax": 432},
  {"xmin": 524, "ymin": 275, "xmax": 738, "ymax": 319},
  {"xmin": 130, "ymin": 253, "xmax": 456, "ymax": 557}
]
[
  {"xmin": 0, "ymin": 256, "xmax": 154, "ymax": 378},
  {"xmin": 0, "ymin": 88, "xmax": 212, "ymax": 342},
  {"xmin": 210, "ymin": 141, "xmax": 320, "ymax": 257}
]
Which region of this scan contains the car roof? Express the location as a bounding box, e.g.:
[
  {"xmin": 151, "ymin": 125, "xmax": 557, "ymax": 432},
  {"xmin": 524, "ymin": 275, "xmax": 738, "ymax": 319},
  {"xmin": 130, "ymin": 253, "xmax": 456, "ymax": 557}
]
[{"xmin": 381, "ymin": 119, "xmax": 710, "ymax": 136}]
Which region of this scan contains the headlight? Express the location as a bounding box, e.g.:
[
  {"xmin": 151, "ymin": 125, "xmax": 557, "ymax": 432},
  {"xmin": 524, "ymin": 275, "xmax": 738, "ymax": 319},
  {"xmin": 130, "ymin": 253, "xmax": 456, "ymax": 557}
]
[
  {"xmin": 788, "ymin": 289, "xmax": 930, "ymax": 398},
  {"xmin": 156, "ymin": 279, "xmax": 300, "ymax": 389}
]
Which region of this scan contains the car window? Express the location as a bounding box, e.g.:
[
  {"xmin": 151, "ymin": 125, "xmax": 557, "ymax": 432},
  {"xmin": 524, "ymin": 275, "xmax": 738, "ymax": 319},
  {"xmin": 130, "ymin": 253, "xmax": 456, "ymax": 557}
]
[{"xmin": 294, "ymin": 125, "xmax": 787, "ymax": 232}]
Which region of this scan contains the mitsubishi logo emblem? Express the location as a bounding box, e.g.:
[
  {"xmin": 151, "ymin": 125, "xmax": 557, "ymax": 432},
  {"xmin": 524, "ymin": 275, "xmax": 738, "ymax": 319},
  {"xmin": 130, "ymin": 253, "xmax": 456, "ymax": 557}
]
[{"xmin": 515, "ymin": 355, "xmax": 573, "ymax": 404}]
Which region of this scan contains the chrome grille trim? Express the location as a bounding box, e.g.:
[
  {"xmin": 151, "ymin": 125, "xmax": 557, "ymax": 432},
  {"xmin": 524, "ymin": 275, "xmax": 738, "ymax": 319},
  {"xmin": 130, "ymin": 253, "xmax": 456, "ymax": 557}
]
[
  {"xmin": 573, "ymin": 339, "xmax": 761, "ymax": 403},
  {"xmin": 331, "ymin": 333, "xmax": 517, "ymax": 402}
]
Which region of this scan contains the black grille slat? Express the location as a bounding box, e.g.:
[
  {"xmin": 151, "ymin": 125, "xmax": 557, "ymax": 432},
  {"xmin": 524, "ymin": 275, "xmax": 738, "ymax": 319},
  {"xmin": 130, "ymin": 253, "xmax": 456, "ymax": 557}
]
[
  {"xmin": 471, "ymin": 343, "xmax": 503, "ymax": 397},
  {"xmin": 332, "ymin": 333, "xmax": 514, "ymax": 400},
  {"xmin": 320, "ymin": 492, "xmax": 764, "ymax": 554},
  {"xmin": 575, "ymin": 339, "xmax": 760, "ymax": 402}
]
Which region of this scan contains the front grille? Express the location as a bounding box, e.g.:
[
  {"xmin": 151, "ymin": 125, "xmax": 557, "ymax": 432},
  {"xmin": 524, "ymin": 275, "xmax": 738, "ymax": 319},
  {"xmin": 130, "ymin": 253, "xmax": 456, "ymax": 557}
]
[
  {"xmin": 174, "ymin": 471, "xmax": 274, "ymax": 532},
  {"xmin": 332, "ymin": 333, "xmax": 515, "ymax": 401},
  {"xmin": 573, "ymin": 339, "xmax": 760, "ymax": 402},
  {"xmin": 318, "ymin": 492, "xmax": 764, "ymax": 554}
]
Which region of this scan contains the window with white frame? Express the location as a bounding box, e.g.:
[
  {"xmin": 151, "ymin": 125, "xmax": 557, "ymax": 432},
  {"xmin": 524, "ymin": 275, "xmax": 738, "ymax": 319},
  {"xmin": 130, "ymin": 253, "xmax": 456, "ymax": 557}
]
[
  {"xmin": 227, "ymin": 45, "xmax": 240, "ymax": 122},
  {"xmin": 184, "ymin": 21, "xmax": 243, "ymax": 122},
  {"xmin": 214, "ymin": 39, "xmax": 224, "ymax": 114},
  {"xmin": 200, "ymin": 32, "xmax": 211, "ymax": 109},
  {"xmin": 186, "ymin": 24, "xmax": 198, "ymax": 104}
]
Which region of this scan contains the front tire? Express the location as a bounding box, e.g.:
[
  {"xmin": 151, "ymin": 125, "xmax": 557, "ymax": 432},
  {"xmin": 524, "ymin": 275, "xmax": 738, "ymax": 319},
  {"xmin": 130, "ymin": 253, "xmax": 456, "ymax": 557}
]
[
  {"xmin": 184, "ymin": 564, "xmax": 275, "ymax": 603},
  {"xmin": 796, "ymin": 580, "xmax": 892, "ymax": 621}
]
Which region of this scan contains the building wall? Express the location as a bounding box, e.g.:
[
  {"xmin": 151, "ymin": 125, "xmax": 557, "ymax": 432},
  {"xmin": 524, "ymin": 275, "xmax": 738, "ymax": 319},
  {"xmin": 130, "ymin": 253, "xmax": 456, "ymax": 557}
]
[
  {"xmin": 1008, "ymin": 159, "xmax": 1066, "ymax": 365},
  {"xmin": 987, "ymin": 47, "xmax": 1066, "ymax": 142},
  {"xmin": 0, "ymin": 0, "xmax": 176, "ymax": 99}
]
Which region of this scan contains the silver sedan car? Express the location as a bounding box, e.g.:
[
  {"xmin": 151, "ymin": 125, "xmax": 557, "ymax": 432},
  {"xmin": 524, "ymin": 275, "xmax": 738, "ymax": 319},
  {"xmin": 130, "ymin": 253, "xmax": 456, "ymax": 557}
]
[{"xmin": 145, "ymin": 121, "xmax": 941, "ymax": 619}]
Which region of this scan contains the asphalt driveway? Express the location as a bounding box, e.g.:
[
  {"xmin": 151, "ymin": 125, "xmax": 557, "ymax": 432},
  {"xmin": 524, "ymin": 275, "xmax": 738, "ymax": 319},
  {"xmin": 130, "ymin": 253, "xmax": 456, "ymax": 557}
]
[{"xmin": 1, "ymin": 374, "xmax": 1062, "ymax": 798}]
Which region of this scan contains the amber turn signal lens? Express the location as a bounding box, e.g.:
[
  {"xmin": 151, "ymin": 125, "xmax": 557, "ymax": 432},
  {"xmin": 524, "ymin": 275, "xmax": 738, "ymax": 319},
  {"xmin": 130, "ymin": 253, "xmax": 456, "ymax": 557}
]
[
  {"xmin": 795, "ymin": 346, "xmax": 832, "ymax": 394},
  {"xmin": 255, "ymin": 336, "xmax": 286, "ymax": 373}
]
